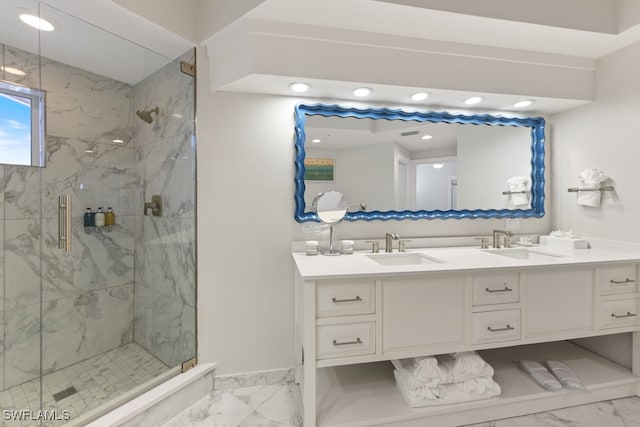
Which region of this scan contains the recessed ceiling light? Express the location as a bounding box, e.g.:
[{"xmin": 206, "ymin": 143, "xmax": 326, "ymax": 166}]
[
  {"xmin": 513, "ymin": 100, "xmax": 534, "ymax": 108},
  {"xmin": 353, "ymin": 87, "xmax": 372, "ymax": 97},
  {"xmin": 0, "ymin": 66, "xmax": 26, "ymax": 76},
  {"xmin": 421, "ymin": 134, "xmax": 433, "ymax": 140},
  {"xmin": 410, "ymin": 92, "xmax": 429, "ymax": 101},
  {"xmin": 19, "ymin": 13, "xmax": 55, "ymax": 32},
  {"xmin": 464, "ymin": 96, "xmax": 482, "ymax": 105},
  {"xmin": 432, "ymin": 163, "xmax": 444, "ymax": 169},
  {"xmin": 311, "ymin": 139, "xmax": 321, "ymax": 143},
  {"xmin": 289, "ymin": 82, "xmax": 310, "ymax": 93}
]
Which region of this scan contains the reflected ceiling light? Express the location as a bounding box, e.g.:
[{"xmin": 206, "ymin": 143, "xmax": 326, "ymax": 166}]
[
  {"xmin": 19, "ymin": 13, "xmax": 55, "ymax": 31},
  {"xmin": 421, "ymin": 134, "xmax": 433, "ymax": 140},
  {"xmin": 112, "ymin": 139, "xmax": 124, "ymax": 144},
  {"xmin": 311, "ymin": 139, "xmax": 321, "ymax": 143},
  {"xmin": 432, "ymin": 163, "xmax": 444, "ymax": 169},
  {"xmin": 410, "ymin": 92, "xmax": 429, "ymax": 101},
  {"xmin": 353, "ymin": 87, "xmax": 372, "ymax": 97},
  {"xmin": 464, "ymin": 96, "xmax": 482, "ymax": 105},
  {"xmin": 513, "ymin": 99, "xmax": 534, "ymax": 108},
  {"xmin": 289, "ymin": 82, "xmax": 310, "ymax": 93},
  {"xmin": 0, "ymin": 66, "xmax": 26, "ymax": 76}
]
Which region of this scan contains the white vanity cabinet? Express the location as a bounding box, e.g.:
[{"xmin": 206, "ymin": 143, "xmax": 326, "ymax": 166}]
[
  {"xmin": 294, "ymin": 256, "xmax": 640, "ymax": 427},
  {"xmin": 525, "ymin": 269, "xmax": 593, "ymax": 338},
  {"xmin": 382, "ymin": 275, "xmax": 465, "ymax": 352}
]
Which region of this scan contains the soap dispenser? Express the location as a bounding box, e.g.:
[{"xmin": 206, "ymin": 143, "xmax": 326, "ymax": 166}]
[
  {"xmin": 84, "ymin": 208, "xmax": 95, "ymax": 227},
  {"xmin": 95, "ymin": 207, "xmax": 105, "ymax": 227},
  {"xmin": 105, "ymin": 207, "xmax": 115, "ymax": 227}
]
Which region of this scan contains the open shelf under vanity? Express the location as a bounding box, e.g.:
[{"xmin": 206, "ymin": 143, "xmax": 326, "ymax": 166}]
[{"xmin": 315, "ymin": 341, "xmax": 640, "ymax": 427}]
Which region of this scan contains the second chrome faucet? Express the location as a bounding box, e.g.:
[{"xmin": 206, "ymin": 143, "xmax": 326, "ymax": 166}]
[
  {"xmin": 385, "ymin": 233, "xmax": 399, "ymax": 252},
  {"xmin": 492, "ymin": 229, "xmax": 513, "ymax": 249}
]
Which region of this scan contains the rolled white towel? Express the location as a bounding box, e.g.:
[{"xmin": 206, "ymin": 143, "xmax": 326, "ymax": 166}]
[
  {"xmin": 518, "ymin": 360, "xmax": 562, "ymax": 391},
  {"xmin": 452, "ymin": 351, "xmax": 488, "ymax": 377},
  {"xmin": 392, "ymin": 352, "xmax": 493, "ymax": 389}
]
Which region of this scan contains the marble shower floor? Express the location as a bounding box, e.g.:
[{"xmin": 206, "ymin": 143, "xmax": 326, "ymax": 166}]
[
  {"xmin": 0, "ymin": 342, "xmax": 168, "ymax": 427},
  {"xmin": 163, "ymin": 382, "xmax": 640, "ymax": 427}
]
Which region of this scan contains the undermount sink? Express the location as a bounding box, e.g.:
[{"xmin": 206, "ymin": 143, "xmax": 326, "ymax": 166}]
[
  {"xmin": 366, "ymin": 252, "xmax": 445, "ymax": 266},
  {"xmin": 483, "ymin": 248, "xmax": 566, "ymax": 260}
]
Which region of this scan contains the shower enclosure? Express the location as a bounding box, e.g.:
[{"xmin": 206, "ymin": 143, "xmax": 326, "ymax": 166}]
[{"xmin": 0, "ymin": 2, "xmax": 196, "ymax": 425}]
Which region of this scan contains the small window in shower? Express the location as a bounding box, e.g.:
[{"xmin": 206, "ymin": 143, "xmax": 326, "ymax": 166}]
[{"xmin": 0, "ymin": 80, "xmax": 45, "ymax": 167}]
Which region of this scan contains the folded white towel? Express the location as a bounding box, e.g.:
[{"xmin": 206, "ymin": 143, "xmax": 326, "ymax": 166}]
[
  {"xmin": 576, "ymin": 169, "xmax": 608, "ymax": 207},
  {"xmin": 394, "ymin": 369, "xmax": 501, "ymax": 407},
  {"xmin": 507, "ymin": 176, "xmax": 529, "ymax": 207},
  {"xmin": 546, "ymin": 361, "xmax": 583, "ymax": 390},
  {"xmin": 392, "ymin": 352, "xmax": 494, "ymax": 389},
  {"xmin": 518, "ymin": 360, "xmax": 562, "ymax": 391}
]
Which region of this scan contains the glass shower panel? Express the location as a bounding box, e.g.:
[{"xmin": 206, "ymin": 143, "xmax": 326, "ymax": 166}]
[
  {"xmin": 0, "ymin": 0, "xmax": 45, "ymax": 423},
  {"xmin": 32, "ymin": 3, "xmax": 195, "ymax": 424}
]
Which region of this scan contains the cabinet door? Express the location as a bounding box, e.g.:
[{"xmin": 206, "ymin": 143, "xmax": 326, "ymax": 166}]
[
  {"xmin": 526, "ymin": 269, "xmax": 593, "ymax": 337},
  {"xmin": 382, "ymin": 276, "xmax": 465, "ymax": 352}
]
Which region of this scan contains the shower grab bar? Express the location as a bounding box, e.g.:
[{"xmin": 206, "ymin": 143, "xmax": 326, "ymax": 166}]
[{"xmin": 58, "ymin": 194, "xmax": 72, "ymax": 252}]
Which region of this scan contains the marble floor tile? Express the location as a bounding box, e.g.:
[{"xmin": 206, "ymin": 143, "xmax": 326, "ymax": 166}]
[
  {"xmin": 165, "ymin": 382, "xmax": 640, "ymax": 427},
  {"xmin": 0, "ymin": 343, "xmax": 168, "ymax": 427}
]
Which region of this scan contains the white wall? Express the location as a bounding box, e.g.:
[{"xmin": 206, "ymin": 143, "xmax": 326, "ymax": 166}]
[
  {"xmin": 457, "ymin": 125, "xmax": 532, "ymax": 210},
  {"xmin": 196, "ymin": 49, "xmax": 552, "ymax": 375},
  {"xmin": 306, "ymin": 143, "xmax": 396, "ymax": 211},
  {"xmin": 551, "ymin": 40, "xmax": 640, "ymax": 241}
]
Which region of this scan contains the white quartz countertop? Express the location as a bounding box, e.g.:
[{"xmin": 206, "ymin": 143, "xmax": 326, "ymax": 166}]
[{"xmin": 292, "ymin": 245, "xmax": 640, "ymax": 280}]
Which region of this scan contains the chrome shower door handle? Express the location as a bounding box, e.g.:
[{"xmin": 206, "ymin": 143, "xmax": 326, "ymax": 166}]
[{"xmin": 58, "ymin": 194, "xmax": 72, "ymax": 252}]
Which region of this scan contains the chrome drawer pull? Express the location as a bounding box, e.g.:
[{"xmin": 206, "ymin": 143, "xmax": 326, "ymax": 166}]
[
  {"xmin": 487, "ymin": 324, "xmax": 515, "ymax": 332},
  {"xmin": 485, "ymin": 285, "xmax": 512, "ymax": 293},
  {"xmin": 611, "ymin": 311, "xmax": 637, "ymax": 319},
  {"xmin": 610, "ymin": 278, "xmax": 635, "ymax": 284},
  {"xmin": 332, "ymin": 338, "xmax": 362, "ymax": 346},
  {"xmin": 332, "ymin": 296, "xmax": 362, "ymax": 303}
]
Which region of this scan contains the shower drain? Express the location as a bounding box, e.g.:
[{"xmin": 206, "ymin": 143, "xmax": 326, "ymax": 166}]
[{"xmin": 52, "ymin": 386, "xmax": 78, "ymax": 402}]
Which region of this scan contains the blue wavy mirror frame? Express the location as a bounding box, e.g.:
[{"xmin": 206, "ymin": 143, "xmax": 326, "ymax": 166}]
[{"xmin": 294, "ymin": 103, "xmax": 546, "ymax": 222}]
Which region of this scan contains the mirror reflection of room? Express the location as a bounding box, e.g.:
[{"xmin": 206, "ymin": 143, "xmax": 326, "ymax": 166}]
[{"xmin": 303, "ymin": 115, "xmax": 532, "ymax": 213}]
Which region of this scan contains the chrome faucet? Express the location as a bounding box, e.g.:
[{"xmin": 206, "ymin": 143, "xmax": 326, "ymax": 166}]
[
  {"xmin": 492, "ymin": 229, "xmax": 513, "ymax": 249},
  {"xmin": 385, "ymin": 233, "xmax": 399, "ymax": 252}
]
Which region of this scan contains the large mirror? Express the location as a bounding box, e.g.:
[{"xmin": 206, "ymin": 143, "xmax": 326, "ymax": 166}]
[{"xmin": 294, "ymin": 104, "xmax": 545, "ymax": 222}]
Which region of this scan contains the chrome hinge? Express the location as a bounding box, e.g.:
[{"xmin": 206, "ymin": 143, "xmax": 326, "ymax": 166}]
[
  {"xmin": 181, "ymin": 357, "xmax": 197, "ymax": 373},
  {"xmin": 180, "ymin": 61, "xmax": 195, "ymax": 77}
]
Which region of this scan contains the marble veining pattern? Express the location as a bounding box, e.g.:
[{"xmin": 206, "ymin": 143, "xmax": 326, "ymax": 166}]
[
  {"xmin": 215, "ymin": 369, "xmax": 295, "ymax": 391},
  {"xmin": 0, "ymin": 343, "xmax": 167, "ymax": 427},
  {"xmin": 164, "ymin": 381, "xmax": 640, "ymax": 427},
  {"xmin": 132, "ymin": 48, "xmax": 196, "ymax": 369}
]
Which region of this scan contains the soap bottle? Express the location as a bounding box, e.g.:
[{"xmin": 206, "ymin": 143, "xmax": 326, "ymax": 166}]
[
  {"xmin": 105, "ymin": 207, "xmax": 115, "ymax": 228},
  {"xmin": 95, "ymin": 207, "xmax": 105, "ymax": 227},
  {"xmin": 83, "ymin": 208, "xmax": 95, "ymax": 227}
]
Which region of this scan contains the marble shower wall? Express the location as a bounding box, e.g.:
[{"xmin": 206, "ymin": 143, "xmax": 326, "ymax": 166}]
[
  {"xmin": 132, "ymin": 49, "xmax": 196, "ymax": 368},
  {"xmin": 0, "ymin": 44, "xmax": 137, "ymax": 389}
]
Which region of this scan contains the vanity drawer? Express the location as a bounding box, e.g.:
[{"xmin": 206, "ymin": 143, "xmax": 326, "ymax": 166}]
[
  {"xmin": 600, "ymin": 298, "xmax": 640, "ymax": 330},
  {"xmin": 472, "ymin": 273, "xmax": 520, "ymax": 306},
  {"xmin": 316, "ymin": 322, "xmax": 375, "ymax": 359},
  {"xmin": 599, "ymin": 266, "xmax": 637, "ymax": 295},
  {"xmin": 472, "ymin": 309, "xmax": 521, "ymax": 345},
  {"xmin": 317, "ymin": 280, "xmax": 375, "ymax": 318}
]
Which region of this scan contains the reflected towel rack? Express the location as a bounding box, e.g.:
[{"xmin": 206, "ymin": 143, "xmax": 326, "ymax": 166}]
[
  {"xmin": 502, "ymin": 190, "xmax": 530, "ymax": 195},
  {"xmin": 567, "ymin": 186, "xmax": 614, "ymax": 193}
]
